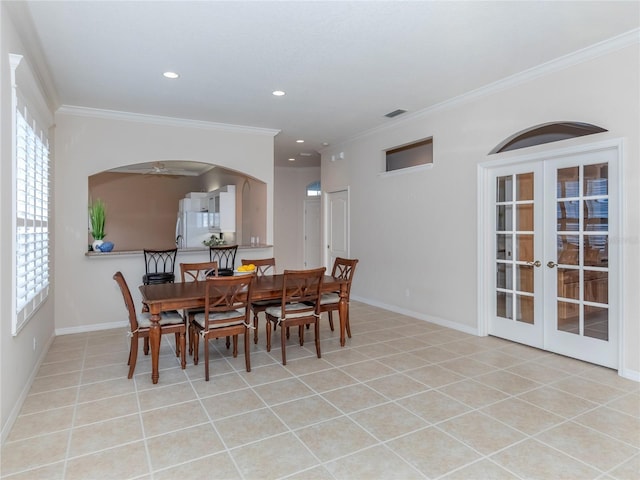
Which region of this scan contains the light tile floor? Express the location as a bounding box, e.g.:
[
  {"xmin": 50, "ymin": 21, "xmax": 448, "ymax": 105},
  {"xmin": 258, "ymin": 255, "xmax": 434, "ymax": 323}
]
[{"xmin": 2, "ymin": 302, "xmax": 639, "ymax": 479}]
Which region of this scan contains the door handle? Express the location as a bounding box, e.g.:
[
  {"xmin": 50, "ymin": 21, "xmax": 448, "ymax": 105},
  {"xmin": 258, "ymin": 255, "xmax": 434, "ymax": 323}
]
[
  {"xmin": 547, "ymin": 261, "xmax": 558, "ymax": 268},
  {"xmin": 526, "ymin": 260, "xmax": 541, "ymax": 268}
]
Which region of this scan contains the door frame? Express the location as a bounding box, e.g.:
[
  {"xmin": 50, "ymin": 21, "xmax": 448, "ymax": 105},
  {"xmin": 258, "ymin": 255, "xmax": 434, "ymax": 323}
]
[
  {"xmin": 303, "ymin": 197, "xmax": 321, "ymax": 268},
  {"xmin": 477, "ymin": 138, "xmax": 624, "ymax": 371}
]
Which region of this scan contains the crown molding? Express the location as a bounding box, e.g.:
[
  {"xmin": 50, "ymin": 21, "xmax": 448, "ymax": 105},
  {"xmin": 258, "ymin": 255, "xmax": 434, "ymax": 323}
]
[
  {"xmin": 347, "ymin": 28, "xmax": 640, "ymax": 145},
  {"xmin": 56, "ymin": 105, "xmax": 281, "ymax": 137},
  {"xmin": 5, "ymin": 1, "xmax": 60, "ymax": 110}
]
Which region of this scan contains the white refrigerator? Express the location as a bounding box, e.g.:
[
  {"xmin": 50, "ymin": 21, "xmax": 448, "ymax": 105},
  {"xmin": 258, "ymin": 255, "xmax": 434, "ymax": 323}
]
[{"xmin": 175, "ymin": 211, "xmax": 211, "ymax": 249}]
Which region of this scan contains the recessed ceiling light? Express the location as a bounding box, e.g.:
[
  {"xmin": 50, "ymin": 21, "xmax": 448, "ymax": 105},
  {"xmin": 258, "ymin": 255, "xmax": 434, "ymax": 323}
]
[
  {"xmin": 288, "ymin": 158, "xmax": 296, "ymax": 162},
  {"xmin": 296, "ymin": 139, "xmax": 304, "ymax": 143},
  {"xmin": 163, "ymin": 71, "xmax": 179, "ymax": 79},
  {"xmin": 272, "ymin": 90, "xmax": 286, "ymax": 96},
  {"xmin": 322, "ymin": 142, "xmax": 329, "ymax": 146}
]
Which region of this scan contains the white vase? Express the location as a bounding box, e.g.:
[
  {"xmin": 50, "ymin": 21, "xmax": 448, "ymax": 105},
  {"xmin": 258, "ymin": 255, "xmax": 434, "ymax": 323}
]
[{"xmin": 92, "ymin": 239, "xmax": 104, "ymax": 251}]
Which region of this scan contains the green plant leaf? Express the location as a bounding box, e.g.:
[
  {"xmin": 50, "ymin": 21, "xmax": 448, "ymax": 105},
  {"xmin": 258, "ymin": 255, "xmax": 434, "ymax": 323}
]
[{"xmin": 89, "ymin": 198, "xmax": 106, "ymax": 240}]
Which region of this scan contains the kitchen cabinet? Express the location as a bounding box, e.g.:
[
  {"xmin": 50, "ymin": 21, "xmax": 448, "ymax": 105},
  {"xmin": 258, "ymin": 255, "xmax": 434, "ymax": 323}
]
[{"xmin": 208, "ymin": 185, "xmax": 236, "ymax": 232}]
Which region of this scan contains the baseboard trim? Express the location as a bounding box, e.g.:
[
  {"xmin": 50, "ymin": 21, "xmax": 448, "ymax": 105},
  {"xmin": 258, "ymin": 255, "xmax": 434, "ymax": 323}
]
[
  {"xmin": 619, "ymin": 367, "xmax": 640, "ymax": 383},
  {"xmin": 1, "ymin": 334, "xmax": 55, "ymax": 444},
  {"xmin": 55, "ymin": 321, "xmax": 128, "ymax": 336},
  {"xmin": 350, "ymin": 295, "xmax": 479, "ymax": 336}
]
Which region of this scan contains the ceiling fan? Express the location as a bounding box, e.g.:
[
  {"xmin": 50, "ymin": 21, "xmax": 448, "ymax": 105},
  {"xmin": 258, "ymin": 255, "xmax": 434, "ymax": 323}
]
[{"xmin": 112, "ymin": 161, "xmax": 200, "ymax": 177}]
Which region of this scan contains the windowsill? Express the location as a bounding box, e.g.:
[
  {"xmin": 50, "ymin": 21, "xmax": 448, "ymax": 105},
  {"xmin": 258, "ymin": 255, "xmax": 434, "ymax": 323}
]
[{"xmin": 378, "ymin": 162, "xmax": 433, "ymax": 178}]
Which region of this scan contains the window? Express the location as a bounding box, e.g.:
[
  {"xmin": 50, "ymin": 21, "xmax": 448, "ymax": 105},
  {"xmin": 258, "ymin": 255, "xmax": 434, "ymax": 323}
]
[
  {"xmin": 489, "ymin": 122, "xmax": 607, "ymax": 154},
  {"xmin": 11, "ymin": 54, "xmax": 51, "ymax": 335},
  {"xmin": 385, "ymin": 137, "xmax": 433, "ymax": 172},
  {"xmin": 306, "ymin": 181, "xmax": 321, "ymax": 196}
]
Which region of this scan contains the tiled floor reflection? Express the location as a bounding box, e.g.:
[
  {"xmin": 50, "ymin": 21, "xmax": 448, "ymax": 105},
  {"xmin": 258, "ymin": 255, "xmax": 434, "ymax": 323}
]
[{"xmin": 2, "ymin": 301, "xmax": 638, "ymax": 479}]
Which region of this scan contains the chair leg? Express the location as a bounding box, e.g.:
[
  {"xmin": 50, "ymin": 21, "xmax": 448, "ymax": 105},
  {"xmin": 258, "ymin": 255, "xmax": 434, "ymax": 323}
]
[
  {"xmin": 226, "ymin": 336, "xmax": 231, "ymax": 349},
  {"xmin": 253, "ymin": 311, "xmax": 259, "ymax": 344},
  {"xmin": 193, "ymin": 329, "xmax": 200, "ymax": 365},
  {"xmin": 204, "ymin": 334, "xmax": 210, "ymax": 381},
  {"xmin": 280, "ymin": 324, "xmax": 287, "ymax": 365},
  {"xmin": 327, "ymin": 311, "xmax": 335, "ymax": 331},
  {"xmin": 188, "ymin": 323, "xmax": 193, "ymax": 355},
  {"xmin": 143, "ymin": 336, "xmax": 149, "ymax": 355},
  {"xmin": 244, "ymin": 329, "xmax": 251, "ymax": 372},
  {"xmin": 174, "ymin": 332, "xmax": 180, "ymax": 357},
  {"xmin": 265, "ymin": 318, "xmax": 272, "ymax": 352},
  {"xmin": 314, "ymin": 320, "xmax": 322, "ymax": 359},
  {"xmin": 299, "ymin": 325, "xmax": 304, "ymax": 346},
  {"xmin": 128, "ymin": 335, "xmax": 138, "ymax": 379},
  {"xmin": 346, "ymin": 312, "xmax": 352, "ymax": 338},
  {"xmin": 232, "ymin": 335, "xmax": 238, "ymax": 358},
  {"xmin": 179, "ymin": 330, "xmax": 186, "ymax": 369}
]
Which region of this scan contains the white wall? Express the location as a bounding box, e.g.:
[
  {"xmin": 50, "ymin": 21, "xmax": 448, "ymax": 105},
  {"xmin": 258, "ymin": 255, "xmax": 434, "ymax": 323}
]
[
  {"xmin": 0, "ymin": 6, "xmax": 57, "ymax": 440},
  {"xmin": 53, "ymin": 110, "xmax": 277, "ymax": 333},
  {"xmin": 274, "ymin": 166, "xmax": 321, "ymax": 271},
  {"xmin": 322, "ymin": 42, "xmax": 640, "ymax": 378}
]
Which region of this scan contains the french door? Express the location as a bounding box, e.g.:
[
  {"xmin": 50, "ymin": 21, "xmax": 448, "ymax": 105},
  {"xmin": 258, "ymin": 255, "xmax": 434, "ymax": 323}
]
[{"xmin": 486, "ymin": 143, "xmax": 619, "ymax": 368}]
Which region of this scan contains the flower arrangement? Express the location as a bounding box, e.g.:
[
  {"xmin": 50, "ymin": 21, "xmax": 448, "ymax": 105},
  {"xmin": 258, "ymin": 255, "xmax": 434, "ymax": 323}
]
[{"xmin": 89, "ymin": 198, "xmax": 106, "ymax": 241}]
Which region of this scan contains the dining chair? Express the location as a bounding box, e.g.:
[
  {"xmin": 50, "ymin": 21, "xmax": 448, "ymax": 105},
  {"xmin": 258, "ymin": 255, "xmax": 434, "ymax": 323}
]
[
  {"xmin": 241, "ymin": 257, "xmax": 278, "ymax": 344},
  {"xmin": 180, "ymin": 261, "xmax": 219, "ymax": 355},
  {"xmin": 142, "ymin": 248, "xmax": 178, "ymax": 285},
  {"xmin": 209, "ymin": 244, "xmax": 238, "ymax": 276},
  {"xmin": 180, "ymin": 260, "xmax": 219, "ymax": 282},
  {"xmin": 265, "ymin": 267, "xmax": 325, "ymax": 365},
  {"xmin": 320, "ymin": 257, "xmax": 359, "ymax": 338},
  {"xmin": 189, "ymin": 274, "xmax": 255, "ymax": 381},
  {"xmin": 113, "ymin": 271, "xmax": 186, "ymax": 379}
]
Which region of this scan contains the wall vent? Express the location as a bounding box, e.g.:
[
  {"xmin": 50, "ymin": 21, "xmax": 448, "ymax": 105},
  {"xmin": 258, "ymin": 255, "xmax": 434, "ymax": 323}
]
[{"xmin": 384, "ymin": 109, "xmax": 407, "ymax": 118}]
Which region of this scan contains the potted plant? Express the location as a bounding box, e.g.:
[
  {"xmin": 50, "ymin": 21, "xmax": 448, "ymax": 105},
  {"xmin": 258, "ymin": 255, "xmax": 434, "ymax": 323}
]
[
  {"xmin": 89, "ymin": 198, "xmax": 106, "ymax": 251},
  {"xmin": 203, "ymin": 234, "xmax": 226, "ymax": 247}
]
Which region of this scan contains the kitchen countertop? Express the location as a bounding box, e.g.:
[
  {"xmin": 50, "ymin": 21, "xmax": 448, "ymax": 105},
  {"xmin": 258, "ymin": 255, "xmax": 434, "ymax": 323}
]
[{"xmin": 85, "ymin": 244, "xmax": 272, "ymax": 257}]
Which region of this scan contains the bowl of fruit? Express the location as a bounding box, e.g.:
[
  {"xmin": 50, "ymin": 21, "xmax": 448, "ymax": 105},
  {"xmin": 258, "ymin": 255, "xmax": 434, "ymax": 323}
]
[{"xmin": 235, "ymin": 264, "xmax": 256, "ymax": 275}]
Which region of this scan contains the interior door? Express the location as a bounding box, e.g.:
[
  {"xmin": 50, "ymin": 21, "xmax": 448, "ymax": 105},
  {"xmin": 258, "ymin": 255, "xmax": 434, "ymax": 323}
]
[
  {"xmin": 326, "ymin": 189, "xmax": 349, "ymax": 268},
  {"xmin": 544, "ymin": 149, "xmax": 617, "ymax": 367},
  {"xmin": 490, "ymin": 163, "xmax": 544, "ymax": 348},
  {"xmin": 487, "ymin": 144, "xmax": 618, "ymax": 368}
]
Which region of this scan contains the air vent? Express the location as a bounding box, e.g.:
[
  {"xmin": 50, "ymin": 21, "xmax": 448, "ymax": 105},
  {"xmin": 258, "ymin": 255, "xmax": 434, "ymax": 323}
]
[{"xmin": 385, "ymin": 109, "xmax": 407, "ymax": 118}]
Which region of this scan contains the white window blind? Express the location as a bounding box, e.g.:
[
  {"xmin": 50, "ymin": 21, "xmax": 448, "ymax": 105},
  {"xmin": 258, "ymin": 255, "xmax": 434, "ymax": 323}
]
[{"xmin": 14, "ymin": 106, "xmax": 50, "ymax": 333}]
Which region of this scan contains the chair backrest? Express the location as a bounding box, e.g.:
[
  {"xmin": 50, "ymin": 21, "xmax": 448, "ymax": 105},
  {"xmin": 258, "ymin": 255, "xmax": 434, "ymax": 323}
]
[
  {"xmin": 180, "ymin": 261, "xmax": 218, "ymax": 282},
  {"xmin": 280, "ymin": 267, "xmax": 325, "ymax": 317},
  {"xmin": 331, "ymin": 257, "xmax": 359, "ymax": 297},
  {"xmin": 113, "ymin": 271, "xmax": 139, "ymax": 331},
  {"xmin": 203, "ymin": 274, "xmax": 254, "ymax": 327},
  {"xmin": 209, "ymin": 245, "xmax": 238, "ymax": 275},
  {"xmin": 241, "ymin": 257, "xmax": 275, "ymax": 276},
  {"xmin": 143, "ymin": 248, "xmax": 178, "ymax": 275}
]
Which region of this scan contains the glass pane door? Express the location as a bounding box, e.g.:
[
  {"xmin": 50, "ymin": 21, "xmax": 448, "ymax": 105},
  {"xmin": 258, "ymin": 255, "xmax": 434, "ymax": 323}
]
[
  {"xmin": 555, "ymin": 164, "xmax": 609, "ymax": 339},
  {"xmin": 486, "ymin": 144, "xmax": 618, "ymax": 369},
  {"xmin": 544, "ymin": 147, "xmax": 618, "ymax": 368},
  {"xmin": 490, "ymin": 164, "xmax": 543, "ymax": 348}
]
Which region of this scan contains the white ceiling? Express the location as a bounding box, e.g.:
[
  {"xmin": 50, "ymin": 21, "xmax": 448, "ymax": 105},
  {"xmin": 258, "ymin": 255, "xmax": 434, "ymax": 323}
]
[{"xmin": 8, "ymin": 1, "xmax": 640, "ymax": 168}]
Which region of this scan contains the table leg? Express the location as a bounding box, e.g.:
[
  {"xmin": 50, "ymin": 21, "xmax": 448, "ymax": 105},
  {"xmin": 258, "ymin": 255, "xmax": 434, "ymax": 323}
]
[
  {"xmin": 339, "ymin": 284, "xmax": 348, "ymax": 347},
  {"xmin": 149, "ymin": 312, "xmax": 161, "ymax": 384}
]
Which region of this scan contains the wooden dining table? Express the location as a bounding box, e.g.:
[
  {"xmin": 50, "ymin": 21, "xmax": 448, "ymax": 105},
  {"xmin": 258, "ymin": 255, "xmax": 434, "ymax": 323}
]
[{"xmin": 139, "ymin": 273, "xmax": 349, "ymax": 383}]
